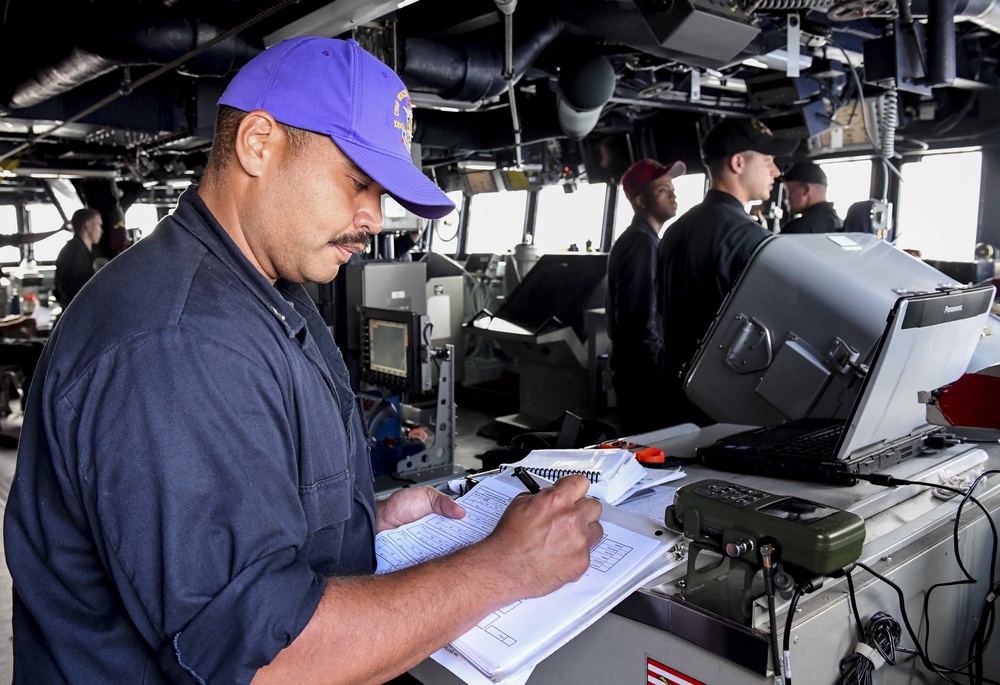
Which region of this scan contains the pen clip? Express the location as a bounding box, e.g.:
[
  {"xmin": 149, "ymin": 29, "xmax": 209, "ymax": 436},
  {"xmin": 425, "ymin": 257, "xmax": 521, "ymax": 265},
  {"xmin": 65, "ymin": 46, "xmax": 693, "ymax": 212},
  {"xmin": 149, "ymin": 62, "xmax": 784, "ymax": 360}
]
[
  {"xmin": 512, "ymin": 466, "xmax": 542, "ymax": 494},
  {"xmin": 460, "ymin": 475, "xmax": 479, "ymax": 495}
]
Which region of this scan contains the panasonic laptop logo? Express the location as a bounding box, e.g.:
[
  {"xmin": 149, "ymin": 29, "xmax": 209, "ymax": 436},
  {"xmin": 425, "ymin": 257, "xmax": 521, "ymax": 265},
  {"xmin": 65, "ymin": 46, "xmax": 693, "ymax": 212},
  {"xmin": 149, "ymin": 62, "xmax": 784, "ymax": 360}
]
[{"xmin": 945, "ymin": 304, "xmax": 964, "ymax": 314}]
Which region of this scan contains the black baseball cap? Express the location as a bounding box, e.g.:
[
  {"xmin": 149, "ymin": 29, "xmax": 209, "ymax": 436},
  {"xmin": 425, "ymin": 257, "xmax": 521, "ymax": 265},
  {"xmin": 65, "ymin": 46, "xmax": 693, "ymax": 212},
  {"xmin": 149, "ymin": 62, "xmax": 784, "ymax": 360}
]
[
  {"xmin": 701, "ymin": 118, "xmax": 799, "ymax": 164},
  {"xmin": 780, "ymin": 161, "xmax": 828, "ymax": 186}
]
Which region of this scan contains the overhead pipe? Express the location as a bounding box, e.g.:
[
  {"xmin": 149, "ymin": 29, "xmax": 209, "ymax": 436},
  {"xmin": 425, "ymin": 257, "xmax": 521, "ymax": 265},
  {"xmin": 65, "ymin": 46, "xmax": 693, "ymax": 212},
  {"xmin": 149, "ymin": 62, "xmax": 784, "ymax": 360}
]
[
  {"xmin": 908, "ymin": 0, "xmax": 1000, "ymax": 32},
  {"xmin": 0, "ymin": 0, "xmax": 296, "ymax": 164},
  {"xmin": 6, "ymin": 19, "xmax": 261, "ymax": 110},
  {"xmin": 400, "ymin": 20, "xmax": 563, "ymax": 102},
  {"xmin": 927, "ymin": 0, "xmax": 958, "ymax": 85}
]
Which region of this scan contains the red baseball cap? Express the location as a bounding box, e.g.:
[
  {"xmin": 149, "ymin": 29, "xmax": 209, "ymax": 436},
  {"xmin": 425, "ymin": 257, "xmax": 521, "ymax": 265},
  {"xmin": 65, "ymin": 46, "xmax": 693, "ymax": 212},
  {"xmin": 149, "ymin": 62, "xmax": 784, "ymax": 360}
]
[{"xmin": 621, "ymin": 159, "xmax": 686, "ymax": 201}]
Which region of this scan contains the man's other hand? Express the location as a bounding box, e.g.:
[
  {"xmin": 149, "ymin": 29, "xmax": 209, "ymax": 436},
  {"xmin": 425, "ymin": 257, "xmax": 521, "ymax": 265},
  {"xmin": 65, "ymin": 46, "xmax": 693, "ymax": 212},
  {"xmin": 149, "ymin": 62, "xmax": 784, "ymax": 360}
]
[{"xmin": 375, "ymin": 485, "xmax": 466, "ymax": 533}]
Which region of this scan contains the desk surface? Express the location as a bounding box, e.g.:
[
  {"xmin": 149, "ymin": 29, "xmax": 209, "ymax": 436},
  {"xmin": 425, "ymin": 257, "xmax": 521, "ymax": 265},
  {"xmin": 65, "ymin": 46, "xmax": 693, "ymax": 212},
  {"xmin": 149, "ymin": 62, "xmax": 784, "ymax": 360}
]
[{"xmin": 412, "ymin": 423, "xmax": 1000, "ymax": 685}]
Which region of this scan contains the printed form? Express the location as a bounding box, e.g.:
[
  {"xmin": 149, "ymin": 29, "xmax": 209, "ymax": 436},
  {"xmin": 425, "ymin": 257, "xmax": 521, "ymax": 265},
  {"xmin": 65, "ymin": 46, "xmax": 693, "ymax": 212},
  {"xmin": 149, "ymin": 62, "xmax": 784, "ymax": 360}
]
[{"xmin": 375, "ymin": 475, "xmax": 675, "ymax": 682}]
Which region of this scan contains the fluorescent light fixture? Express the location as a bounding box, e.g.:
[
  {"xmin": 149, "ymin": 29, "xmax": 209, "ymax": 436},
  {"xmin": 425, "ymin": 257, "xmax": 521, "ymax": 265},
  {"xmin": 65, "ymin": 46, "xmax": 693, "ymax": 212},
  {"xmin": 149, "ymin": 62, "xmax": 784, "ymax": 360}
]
[
  {"xmin": 265, "ymin": 0, "xmax": 408, "ymax": 44},
  {"xmin": 13, "ymin": 167, "xmax": 119, "ymax": 179},
  {"xmin": 742, "ymin": 50, "xmax": 813, "ymax": 72},
  {"xmin": 457, "ymin": 160, "xmax": 498, "ymax": 171}
]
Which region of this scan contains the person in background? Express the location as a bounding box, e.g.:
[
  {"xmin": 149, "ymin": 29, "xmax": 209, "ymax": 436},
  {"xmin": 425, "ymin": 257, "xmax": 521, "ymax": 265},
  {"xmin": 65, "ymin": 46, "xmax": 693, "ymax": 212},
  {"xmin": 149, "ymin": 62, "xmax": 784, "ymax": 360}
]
[
  {"xmin": 5, "ymin": 36, "xmax": 603, "ymax": 685},
  {"xmin": 657, "ymin": 118, "xmax": 796, "ymax": 426},
  {"xmin": 780, "ymin": 160, "xmax": 843, "ymax": 234},
  {"xmin": 54, "ymin": 207, "xmax": 103, "ymax": 308},
  {"xmin": 606, "ymin": 158, "xmax": 685, "ymax": 436}
]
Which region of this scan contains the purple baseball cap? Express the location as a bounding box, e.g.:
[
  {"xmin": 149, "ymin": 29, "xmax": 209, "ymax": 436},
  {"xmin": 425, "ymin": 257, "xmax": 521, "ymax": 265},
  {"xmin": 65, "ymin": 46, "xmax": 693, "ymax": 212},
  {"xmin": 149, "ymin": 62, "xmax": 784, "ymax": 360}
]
[{"xmin": 219, "ymin": 36, "xmax": 454, "ymax": 219}]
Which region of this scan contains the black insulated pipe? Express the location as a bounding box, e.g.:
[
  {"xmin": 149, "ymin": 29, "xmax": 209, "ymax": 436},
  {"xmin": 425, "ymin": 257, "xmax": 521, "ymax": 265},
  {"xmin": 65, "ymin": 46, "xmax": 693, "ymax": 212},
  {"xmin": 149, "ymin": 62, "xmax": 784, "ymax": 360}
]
[
  {"xmin": 401, "ymin": 21, "xmax": 563, "ymax": 103},
  {"xmin": 927, "ymin": 0, "xmax": 958, "ymax": 86},
  {"xmin": 6, "ymin": 20, "xmax": 260, "ymax": 110}
]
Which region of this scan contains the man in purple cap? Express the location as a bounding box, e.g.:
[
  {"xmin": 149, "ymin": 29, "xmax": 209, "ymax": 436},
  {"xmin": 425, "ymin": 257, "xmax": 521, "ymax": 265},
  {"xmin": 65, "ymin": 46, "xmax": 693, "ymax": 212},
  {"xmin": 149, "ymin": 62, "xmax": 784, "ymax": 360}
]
[
  {"xmin": 606, "ymin": 158, "xmax": 685, "ymax": 435},
  {"xmin": 5, "ymin": 37, "xmax": 602, "ymax": 684},
  {"xmin": 656, "ymin": 118, "xmax": 796, "ymax": 426}
]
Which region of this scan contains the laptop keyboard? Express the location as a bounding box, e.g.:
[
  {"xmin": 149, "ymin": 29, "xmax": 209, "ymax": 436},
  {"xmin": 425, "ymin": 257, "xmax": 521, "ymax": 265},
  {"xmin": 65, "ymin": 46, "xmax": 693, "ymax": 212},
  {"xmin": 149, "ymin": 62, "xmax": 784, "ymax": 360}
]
[{"xmin": 768, "ymin": 424, "xmax": 845, "ymax": 457}]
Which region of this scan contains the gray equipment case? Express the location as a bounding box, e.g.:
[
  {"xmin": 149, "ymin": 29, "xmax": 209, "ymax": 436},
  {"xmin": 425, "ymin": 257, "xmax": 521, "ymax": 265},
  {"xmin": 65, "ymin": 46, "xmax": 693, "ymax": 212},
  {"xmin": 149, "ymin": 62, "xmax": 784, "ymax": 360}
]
[{"xmin": 683, "ymin": 233, "xmax": 961, "ymax": 426}]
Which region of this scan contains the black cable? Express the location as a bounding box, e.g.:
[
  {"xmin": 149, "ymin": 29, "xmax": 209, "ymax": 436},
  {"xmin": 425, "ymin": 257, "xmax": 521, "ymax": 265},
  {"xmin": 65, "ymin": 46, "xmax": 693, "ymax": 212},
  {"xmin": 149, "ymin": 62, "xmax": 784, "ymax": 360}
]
[
  {"xmin": 856, "ymin": 561, "xmax": 969, "ymax": 684},
  {"xmin": 783, "ymin": 587, "xmax": 804, "ymax": 685},
  {"xmin": 918, "ymin": 470, "xmax": 999, "ymax": 679},
  {"xmin": 760, "ymin": 544, "xmax": 784, "ymax": 684},
  {"xmin": 846, "ymin": 472, "xmax": 1000, "ymax": 684},
  {"xmin": 836, "ymin": 603, "xmax": 902, "ymax": 685}
]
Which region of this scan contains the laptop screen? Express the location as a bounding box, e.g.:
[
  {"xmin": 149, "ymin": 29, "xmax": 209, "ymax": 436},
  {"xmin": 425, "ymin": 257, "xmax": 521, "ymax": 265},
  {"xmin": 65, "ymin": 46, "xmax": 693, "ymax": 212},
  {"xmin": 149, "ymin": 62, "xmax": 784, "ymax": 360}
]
[{"xmin": 836, "ymin": 285, "xmax": 995, "ymax": 460}]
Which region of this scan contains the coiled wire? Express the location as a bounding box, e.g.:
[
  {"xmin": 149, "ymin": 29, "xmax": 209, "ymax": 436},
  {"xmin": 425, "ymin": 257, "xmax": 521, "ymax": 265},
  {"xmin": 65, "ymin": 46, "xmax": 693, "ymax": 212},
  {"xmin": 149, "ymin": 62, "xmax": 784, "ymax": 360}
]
[
  {"xmin": 837, "ymin": 610, "xmax": 902, "ymax": 685},
  {"xmin": 879, "ymin": 87, "xmax": 899, "ymax": 161}
]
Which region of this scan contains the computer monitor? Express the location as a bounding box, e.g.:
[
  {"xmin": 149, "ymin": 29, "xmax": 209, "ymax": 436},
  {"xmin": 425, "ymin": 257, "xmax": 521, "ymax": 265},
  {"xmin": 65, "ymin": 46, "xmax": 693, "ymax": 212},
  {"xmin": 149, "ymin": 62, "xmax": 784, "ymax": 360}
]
[
  {"xmin": 493, "ymin": 253, "xmax": 608, "ymax": 339},
  {"xmin": 359, "ymin": 307, "xmax": 432, "ymax": 394}
]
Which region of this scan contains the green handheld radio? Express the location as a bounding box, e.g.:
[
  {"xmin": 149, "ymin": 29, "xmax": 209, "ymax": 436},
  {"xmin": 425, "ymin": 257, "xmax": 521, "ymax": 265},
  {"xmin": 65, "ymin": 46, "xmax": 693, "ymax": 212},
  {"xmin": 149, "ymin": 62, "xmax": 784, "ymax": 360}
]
[{"xmin": 665, "ymin": 480, "xmax": 865, "ymax": 576}]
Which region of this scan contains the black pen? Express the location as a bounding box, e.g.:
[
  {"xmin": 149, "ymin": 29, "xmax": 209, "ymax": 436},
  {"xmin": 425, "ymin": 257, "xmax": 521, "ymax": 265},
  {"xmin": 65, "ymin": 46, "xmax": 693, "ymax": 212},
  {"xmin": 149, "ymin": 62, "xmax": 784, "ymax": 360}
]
[{"xmin": 512, "ymin": 466, "xmax": 542, "ymax": 494}]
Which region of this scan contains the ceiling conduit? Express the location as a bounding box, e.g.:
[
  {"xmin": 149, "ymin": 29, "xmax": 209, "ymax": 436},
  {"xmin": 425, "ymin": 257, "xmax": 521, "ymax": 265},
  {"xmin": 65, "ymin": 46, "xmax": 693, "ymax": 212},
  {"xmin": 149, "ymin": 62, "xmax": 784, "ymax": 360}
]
[
  {"xmin": 6, "ymin": 19, "xmax": 260, "ymax": 110},
  {"xmin": 400, "ymin": 20, "xmax": 563, "ymax": 102}
]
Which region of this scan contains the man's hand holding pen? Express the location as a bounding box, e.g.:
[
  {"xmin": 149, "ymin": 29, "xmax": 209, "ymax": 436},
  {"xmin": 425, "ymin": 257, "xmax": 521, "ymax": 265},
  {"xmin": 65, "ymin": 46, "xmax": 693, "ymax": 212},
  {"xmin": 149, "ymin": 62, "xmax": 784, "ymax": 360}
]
[{"xmin": 485, "ymin": 474, "xmax": 603, "ymax": 601}]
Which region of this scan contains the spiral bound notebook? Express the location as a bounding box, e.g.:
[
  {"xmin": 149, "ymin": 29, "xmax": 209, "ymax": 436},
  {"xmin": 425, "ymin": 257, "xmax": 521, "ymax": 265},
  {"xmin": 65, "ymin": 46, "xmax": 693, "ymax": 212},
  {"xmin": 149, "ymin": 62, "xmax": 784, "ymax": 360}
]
[{"xmin": 500, "ymin": 448, "xmax": 646, "ymax": 504}]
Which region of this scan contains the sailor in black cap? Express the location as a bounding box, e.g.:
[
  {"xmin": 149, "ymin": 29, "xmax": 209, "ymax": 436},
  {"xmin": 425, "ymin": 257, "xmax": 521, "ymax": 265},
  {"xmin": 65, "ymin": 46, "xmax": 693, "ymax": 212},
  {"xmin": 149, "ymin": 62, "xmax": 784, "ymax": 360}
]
[
  {"xmin": 780, "ymin": 161, "xmax": 844, "ymax": 234},
  {"xmin": 656, "ymin": 118, "xmax": 796, "ymax": 426}
]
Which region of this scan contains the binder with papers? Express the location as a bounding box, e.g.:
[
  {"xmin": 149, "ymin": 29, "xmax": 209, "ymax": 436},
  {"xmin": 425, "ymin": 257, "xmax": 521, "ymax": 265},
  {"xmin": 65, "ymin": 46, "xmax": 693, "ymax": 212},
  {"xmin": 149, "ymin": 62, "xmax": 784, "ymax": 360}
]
[
  {"xmin": 374, "ymin": 473, "xmax": 680, "ymax": 684},
  {"xmin": 499, "ymin": 448, "xmax": 647, "ymax": 504}
]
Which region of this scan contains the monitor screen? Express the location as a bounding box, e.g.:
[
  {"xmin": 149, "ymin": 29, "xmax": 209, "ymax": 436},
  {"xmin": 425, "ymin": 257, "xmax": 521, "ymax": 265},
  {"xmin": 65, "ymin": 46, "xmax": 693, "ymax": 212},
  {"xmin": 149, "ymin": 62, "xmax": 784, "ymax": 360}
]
[
  {"xmin": 368, "ymin": 319, "xmax": 409, "ymax": 379},
  {"xmin": 494, "ymin": 253, "xmax": 608, "ymax": 338}
]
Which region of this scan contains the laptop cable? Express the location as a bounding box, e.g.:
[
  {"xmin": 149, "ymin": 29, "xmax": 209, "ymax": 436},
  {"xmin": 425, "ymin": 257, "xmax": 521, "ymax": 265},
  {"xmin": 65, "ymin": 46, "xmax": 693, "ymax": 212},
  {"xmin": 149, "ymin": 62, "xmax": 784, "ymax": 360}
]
[{"xmin": 846, "ymin": 470, "xmax": 999, "ymax": 684}]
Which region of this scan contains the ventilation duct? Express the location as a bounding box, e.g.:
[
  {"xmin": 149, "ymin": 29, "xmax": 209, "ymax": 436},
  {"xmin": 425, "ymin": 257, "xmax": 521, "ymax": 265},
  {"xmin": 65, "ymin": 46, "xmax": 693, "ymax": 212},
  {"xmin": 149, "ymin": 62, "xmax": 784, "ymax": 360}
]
[
  {"xmin": 6, "ymin": 20, "xmax": 260, "ymax": 110},
  {"xmin": 556, "ymin": 56, "xmax": 616, "ymax": 140},
  {"xmin": 400, "ymin": 21, "xmax": 562, "ymax": 102}
]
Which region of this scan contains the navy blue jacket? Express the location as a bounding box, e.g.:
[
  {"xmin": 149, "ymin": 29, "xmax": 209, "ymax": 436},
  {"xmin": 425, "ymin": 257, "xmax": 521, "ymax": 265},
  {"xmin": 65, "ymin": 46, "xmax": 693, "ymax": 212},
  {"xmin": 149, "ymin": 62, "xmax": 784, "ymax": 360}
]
[
  {"xmin": 4, "ymin": 188, "xmax": 377, "ymax": 684},
  {"xmin": 782, "ymin": 201, "xmax": 843, "ymax": 234},
  {"xmin": 657, "ymin": 189, "xmax": 770, "ymax": 383},
  {"xmin": 606, "ymin": 216, "xmax": 663, "ymax": 380},
  {"xmin": 54, "ymin": 234, "xmax": 95, "ymax": 307}
]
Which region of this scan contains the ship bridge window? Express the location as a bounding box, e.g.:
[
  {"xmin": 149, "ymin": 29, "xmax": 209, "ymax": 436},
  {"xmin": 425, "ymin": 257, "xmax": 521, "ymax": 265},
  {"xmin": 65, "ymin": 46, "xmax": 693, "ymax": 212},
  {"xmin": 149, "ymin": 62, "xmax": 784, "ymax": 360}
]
[
  {"xmin": 897, "ymin": 151, "xmax": 982, "ymax": 262},
  {"xmin": 0, "ymin": 206, "xmax": 19, "ymax": 265},
  {"xmin": 534, "ymin": 182, "xmax": 606, "ymax": 253},
  {"xmin": 612, "ymin": 172, "xmax": 707, "ymax": 242},
  {"xmin": 124, "ymin": 204, "xmax": 160, "ymax": 240},
  {"xmin": 27, "ymin": 203, "xmax": 71, "ymax": 262},
  {"xmin": 817, "ymin": 160, "xmax": 873, "ymax": 221},
  {"xmin": 429, "ymin": 190, "xmax": 463, "ymax": 254},
  {"xmin": 465, "ymin": 189, "xmax": 527, "ymax": 255}
]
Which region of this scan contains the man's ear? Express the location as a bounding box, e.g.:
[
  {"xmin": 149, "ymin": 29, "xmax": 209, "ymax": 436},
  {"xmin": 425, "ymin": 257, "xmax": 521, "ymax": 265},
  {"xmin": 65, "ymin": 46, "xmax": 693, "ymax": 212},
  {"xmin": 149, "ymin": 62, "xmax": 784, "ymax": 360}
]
[
  {"xmin": 234, "ymin": 111, "xmax": 279, "ymax": 178},
  {"xmin": 728, "ymin": 152, "xmax": 745, "ymax": 175}
]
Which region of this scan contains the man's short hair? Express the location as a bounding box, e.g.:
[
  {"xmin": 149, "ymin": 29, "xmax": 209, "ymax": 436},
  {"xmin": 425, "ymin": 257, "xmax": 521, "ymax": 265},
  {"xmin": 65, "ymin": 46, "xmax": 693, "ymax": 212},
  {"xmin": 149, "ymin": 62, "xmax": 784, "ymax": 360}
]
[
  {"xmin": 780, "ymin": 161, "xmax": 828, "ymax": 186},
  {"xmin": 71, "ymin": 208, "xmax": 101, "ymax": 234},
  {"xmin": 206, "ymin": 105, "xmax": 309, "ymax": 176}
]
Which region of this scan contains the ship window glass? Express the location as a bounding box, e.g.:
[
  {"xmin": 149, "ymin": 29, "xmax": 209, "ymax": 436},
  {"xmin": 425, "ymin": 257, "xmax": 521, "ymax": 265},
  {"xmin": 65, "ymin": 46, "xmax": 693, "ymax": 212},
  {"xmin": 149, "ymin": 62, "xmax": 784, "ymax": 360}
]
[
  {"xmin": 125, "ymin": 204, "xmax": 160, "ymax": 240},
  {"xmin": 533, "ymin": 182, "xmax": 606, "ymax": 253},
  {"xmin": 896, "ymin": 151, "xmax": 981, "ymax": 261},
  {"xmin": 0, "ymin": 206, "xmax": 19, "ymax": 265},
  {"xmin": 817, "ymin": 159, "xmax": 874, "ymax": 220},
  {"xmin": 465, "ymin": 190, "xmax": 527, "ymax": 255},
  {"xmin": 429, "ymin": 191, "xmax": 464, "ymax": 255},
  {"xmin": 27, "ymin": 203, "xmax": 71, "ymax": 262}
]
